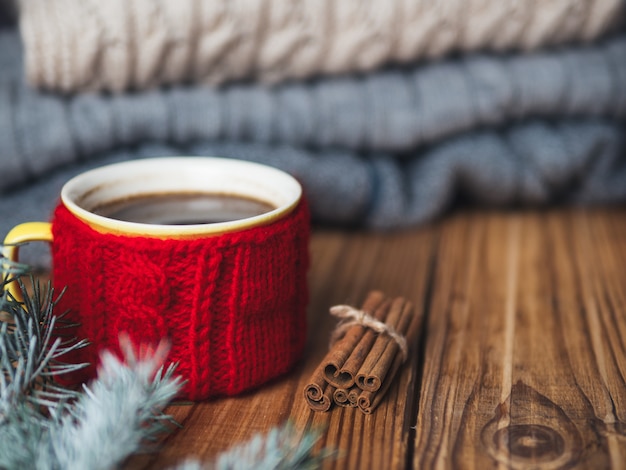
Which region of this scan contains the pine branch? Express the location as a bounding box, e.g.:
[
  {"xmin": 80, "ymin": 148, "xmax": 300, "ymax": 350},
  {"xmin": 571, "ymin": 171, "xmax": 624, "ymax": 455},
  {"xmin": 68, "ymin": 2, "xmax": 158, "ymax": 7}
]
[
  {"xmin": 0, "ymin": 251, "xmax": 184, "ymax": 469},
  {"xmin": 0, "ymin": 338, "xmax": 184, "ymax": 470},
  {"xmin": 171, "ymin": 423, "xmax": 334, "ymax": 470},
  {"xmin": 47, "ymin": 339, "xmax": 184, "ymax": 470},
  {"xmin": 0, "ymin": 256, "xmax": 29, "ymax": 316},
  {"xmin": 0, "ymin": 273, "xmax": 88, "ymax": 414},
  {"xmin": 207, "ymin": 423, "xmax": 335, "ymax": 470}
]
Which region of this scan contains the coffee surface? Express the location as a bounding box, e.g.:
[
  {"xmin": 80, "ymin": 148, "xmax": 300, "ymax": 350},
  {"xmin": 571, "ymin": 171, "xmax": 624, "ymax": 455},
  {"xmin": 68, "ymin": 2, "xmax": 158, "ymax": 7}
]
[{"xmin": 94, "ymin": 193, "xmax": 276, "ymax": 225}]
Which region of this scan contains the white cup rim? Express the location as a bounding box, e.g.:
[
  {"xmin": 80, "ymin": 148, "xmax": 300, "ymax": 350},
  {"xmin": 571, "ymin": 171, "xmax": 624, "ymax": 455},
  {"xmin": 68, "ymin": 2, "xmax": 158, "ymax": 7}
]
[{"xmin": 61, "ymin": 157, "xmax": 302, "ymax": 238}]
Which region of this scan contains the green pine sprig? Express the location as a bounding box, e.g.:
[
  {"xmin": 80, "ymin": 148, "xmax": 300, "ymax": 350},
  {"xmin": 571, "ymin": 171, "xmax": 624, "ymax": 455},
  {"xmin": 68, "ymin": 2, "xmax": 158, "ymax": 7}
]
[
  {"xmin": 0, "ymin": 275, "xmax": 89, "ymax": 414},
  {"xmin": 0, "ymin": 250, "xmax": 184, "ymax": 469},
  {"xmin": 210, "ymin": 422, "xmax": 335, "ymax": 470},
  {"xmin": 45, "ymin": 340, "xmax": 183, "ymax": 470}
]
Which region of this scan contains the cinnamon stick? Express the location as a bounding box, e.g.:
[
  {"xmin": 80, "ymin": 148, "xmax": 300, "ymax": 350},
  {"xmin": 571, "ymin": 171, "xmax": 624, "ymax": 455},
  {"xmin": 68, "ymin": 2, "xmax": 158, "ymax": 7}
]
[
  {"xmin": 357, "ymin": 357, "xmax": 402, "ymax": 414},
  {"xmin": 333, "ymin": 387, "xmax": 357, "ymax": 407},
  {"xmin": 304, "ymin": 381, "xmax": 336, "ymax": 412},
  {"xmin": 304, "ymin": 362, "xmax": 336, "ymax": 412},
  {"xmin": 356, "ymin": 298, "xmax": 414, "ymax": 392},
  {"xmin": 322, "ymin": 291, "xmax": 386, "ymax": 388},
  {"xmin": 348, "ymin": 387, "xmax": 360, "ymax": 406},
  {"xmin": 357, "ymin": 299, "xmax": 423, "ymax": 414}
]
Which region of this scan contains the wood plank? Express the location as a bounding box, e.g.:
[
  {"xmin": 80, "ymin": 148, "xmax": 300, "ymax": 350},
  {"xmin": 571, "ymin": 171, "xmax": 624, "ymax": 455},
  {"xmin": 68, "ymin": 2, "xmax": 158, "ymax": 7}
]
[
  {"xmin": 414, "ymin": 209, "xmax": 626, "ymax": 469},
  {"xmin": 127, "ymin": 226, "xmax": 436, "ymax": 469}
]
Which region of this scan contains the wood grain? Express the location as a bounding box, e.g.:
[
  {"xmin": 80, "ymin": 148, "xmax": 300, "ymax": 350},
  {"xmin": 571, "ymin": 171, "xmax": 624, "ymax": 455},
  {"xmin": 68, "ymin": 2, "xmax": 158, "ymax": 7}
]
[
  {"xmin": 414, "ymin": 209, "xmax": 626, "ymax": 469},
  {"xmin": 120, "ymin": 208, "xmax": 626, "ymax": 469}
]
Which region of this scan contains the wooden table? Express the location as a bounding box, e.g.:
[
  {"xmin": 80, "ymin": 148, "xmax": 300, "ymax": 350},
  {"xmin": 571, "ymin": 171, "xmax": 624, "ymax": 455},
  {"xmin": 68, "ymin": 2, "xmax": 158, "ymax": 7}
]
[{"xmin": 129, "ymin": 207, "xmax": 626, "ymax": 469}]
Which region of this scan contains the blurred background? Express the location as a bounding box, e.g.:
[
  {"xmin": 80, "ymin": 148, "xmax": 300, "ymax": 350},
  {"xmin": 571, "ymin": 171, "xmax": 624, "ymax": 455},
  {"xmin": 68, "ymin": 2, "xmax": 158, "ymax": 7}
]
[{"xmin": 0, "ymin": 0, "xmax": 625, "ymax": 265}]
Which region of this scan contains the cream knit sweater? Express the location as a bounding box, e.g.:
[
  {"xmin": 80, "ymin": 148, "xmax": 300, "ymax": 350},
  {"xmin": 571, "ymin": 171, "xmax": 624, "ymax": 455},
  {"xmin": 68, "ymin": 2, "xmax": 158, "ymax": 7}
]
[{"xmin": 19, "ymin": 0, "xmax": 625, "ymax": 92}]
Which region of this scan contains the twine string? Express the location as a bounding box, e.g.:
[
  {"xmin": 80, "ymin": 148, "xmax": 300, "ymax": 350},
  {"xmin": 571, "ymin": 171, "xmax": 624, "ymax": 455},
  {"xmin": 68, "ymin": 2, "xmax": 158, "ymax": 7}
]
[{"xmin": 329, "ymin": 305, "xmax": 408, "ymax": 361}]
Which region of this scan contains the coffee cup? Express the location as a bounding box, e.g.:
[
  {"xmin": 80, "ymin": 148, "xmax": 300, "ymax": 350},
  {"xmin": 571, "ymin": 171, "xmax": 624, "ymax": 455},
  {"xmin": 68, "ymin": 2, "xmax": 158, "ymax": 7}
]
[{"xmin": 3, "ymin": 157, "xmax": 310, "ymax": 400}]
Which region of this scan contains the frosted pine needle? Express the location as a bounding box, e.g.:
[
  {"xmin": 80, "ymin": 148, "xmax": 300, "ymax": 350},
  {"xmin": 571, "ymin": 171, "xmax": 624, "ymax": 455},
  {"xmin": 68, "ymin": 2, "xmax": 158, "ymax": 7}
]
[
  {"xmin": 0, "ymin": 254, "xmax": 183, "ymax": 469},
  {"xmin": 210, "ymin": 423, "xmax": 334, "ymax": 470},
  {"xmin": 48, "ymin": 338, "xmax": 183, "ymax": 470}
]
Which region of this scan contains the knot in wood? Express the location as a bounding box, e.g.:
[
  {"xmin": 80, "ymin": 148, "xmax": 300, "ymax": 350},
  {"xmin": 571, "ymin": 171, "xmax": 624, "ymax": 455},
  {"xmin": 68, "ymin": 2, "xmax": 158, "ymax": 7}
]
[{"xmin": 494, "ymin": 424, "xmax": 565, "ymax": 461}]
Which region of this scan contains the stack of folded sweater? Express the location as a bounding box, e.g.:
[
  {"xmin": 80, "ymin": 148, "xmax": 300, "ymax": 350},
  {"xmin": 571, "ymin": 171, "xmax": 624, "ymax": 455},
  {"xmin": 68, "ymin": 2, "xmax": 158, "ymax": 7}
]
[{"xmin": 1, "ymin": 1, "xmax": 625, "ymax": 253}]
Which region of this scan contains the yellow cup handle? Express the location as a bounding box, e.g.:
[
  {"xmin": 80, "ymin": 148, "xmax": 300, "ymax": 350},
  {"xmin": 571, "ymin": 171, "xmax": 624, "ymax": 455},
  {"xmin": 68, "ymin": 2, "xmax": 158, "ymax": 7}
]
[{"xmin": 2, "ymin": 222, "xmax": 53, "ymax": 301}]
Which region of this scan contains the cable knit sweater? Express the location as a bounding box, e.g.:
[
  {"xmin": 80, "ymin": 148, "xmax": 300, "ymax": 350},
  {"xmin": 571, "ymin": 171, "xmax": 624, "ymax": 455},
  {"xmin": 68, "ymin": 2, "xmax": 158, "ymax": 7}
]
[
  {"xmin": 1, "ymin": 30, "xmax": 625, "ymax": 250},
  {"xmin": 1, "ymin": 30, "xmax": 625, "ymax": 193},
  {"xmin": 18, "ymin": 0, "xmax": 625, "ymax": 92}
]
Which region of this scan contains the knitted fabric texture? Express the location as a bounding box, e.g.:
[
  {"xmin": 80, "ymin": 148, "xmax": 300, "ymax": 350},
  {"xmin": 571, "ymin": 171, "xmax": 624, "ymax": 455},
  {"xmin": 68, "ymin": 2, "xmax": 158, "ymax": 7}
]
[
  {"xmin": 2, "ymin": 29, "xmax": 626, "ymax": 193},
  {"xmin": 19, "ymin": 0, "xmax": 625, "ymax": 91},
  {"xmin": 1, "ymin": 31, "xmax": 626, "ymax": 264},
  {"xmin": 2, "ymin": 120, "xmax": 626, "ymax": 262},
  {"xmin": 50, "ymin": 200, "xmax": 310, "ymax": 400}
]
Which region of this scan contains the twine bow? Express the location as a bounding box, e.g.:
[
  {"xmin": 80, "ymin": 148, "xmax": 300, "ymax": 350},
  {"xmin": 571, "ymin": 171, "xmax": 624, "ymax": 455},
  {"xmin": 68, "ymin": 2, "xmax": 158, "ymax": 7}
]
[{"xmin": 329, "ymin": 305, "xmax": 408, "ymax": 361}]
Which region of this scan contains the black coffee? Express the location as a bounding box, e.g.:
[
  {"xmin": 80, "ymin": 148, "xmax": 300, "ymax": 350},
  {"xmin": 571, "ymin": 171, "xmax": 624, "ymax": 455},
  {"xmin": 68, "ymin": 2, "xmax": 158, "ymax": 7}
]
[{"xmin": 94, "ymin": 193, "xmax": 276, "ymax": 225}]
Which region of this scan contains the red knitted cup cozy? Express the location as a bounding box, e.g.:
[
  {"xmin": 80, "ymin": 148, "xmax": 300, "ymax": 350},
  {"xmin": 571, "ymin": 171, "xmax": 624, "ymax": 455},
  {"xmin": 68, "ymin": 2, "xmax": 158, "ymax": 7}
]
[{"xmin": 51, "ymin": 199, "xmax": 310, "ymax": 400}]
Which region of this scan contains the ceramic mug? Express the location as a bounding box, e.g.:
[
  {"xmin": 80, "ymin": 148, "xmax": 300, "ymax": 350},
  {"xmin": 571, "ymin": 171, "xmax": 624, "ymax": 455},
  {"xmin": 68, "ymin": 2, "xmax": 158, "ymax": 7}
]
[{"xmin": 3, "ymin": 157, "xmax": 310, "ymax": 400}]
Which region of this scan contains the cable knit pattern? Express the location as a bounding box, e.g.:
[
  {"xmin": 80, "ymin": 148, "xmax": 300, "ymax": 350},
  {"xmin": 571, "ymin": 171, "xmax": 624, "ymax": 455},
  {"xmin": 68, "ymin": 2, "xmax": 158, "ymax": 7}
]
[
  {"xmin": 18, "ymin": 0, "xmax": 625, "ymax": 91},
  {"xmin": 1, "ymin": 120, "xmax": 625, "ymax": 244},
  {"xmin": 51, "ymin": 200, "xmax": 310, "ymax": 400},
  {"xmin": 1, "ymin": 30, "xmax": 626, "ymax": 194},
  {"xmin": 0, "ymin": 32, "xmax": 625, "ymax": 264},
  {"xmin": 111, "ymin": 251, "xmax": 171, "ymax": 345}
]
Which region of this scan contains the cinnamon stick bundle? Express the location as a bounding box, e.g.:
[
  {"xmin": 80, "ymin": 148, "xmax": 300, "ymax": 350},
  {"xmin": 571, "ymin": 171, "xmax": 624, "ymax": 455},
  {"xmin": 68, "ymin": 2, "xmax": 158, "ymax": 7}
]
[
  {"xmin": 303, "ymin": 290, "xmax": 423, "ymax": 414},
  {"xmin": 303, "ymin": 362, "xmax": 336, "ymax": 412}
]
